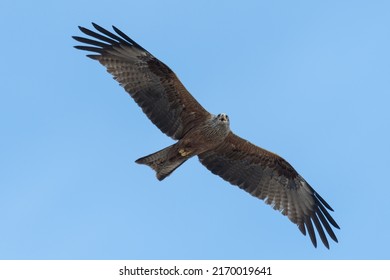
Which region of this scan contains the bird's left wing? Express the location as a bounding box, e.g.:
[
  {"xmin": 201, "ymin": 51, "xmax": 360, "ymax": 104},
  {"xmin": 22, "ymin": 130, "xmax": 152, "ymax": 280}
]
[
  {"xmin": 198, "ymin": 132, "xmax": 340, "ymax": 248},
  {"xmin": 73, "ymin": 23, "xmax": 210, "ymax": 140}
]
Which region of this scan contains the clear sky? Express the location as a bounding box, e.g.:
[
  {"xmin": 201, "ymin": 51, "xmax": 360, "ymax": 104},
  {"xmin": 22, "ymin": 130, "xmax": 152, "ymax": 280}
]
[{"xmin": 1, "ymin": 0, "xmax": 389, "ymax": 260}]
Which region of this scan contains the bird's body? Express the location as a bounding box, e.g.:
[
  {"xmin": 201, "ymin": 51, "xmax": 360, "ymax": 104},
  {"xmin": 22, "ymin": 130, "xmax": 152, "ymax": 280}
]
[
  {"xmin": 73, "ymin": 23, "xmax": 340, "ymax": 248},
  {"xmin": 137, "ymin": 113, "xmax": 231, "ymax": 180}
]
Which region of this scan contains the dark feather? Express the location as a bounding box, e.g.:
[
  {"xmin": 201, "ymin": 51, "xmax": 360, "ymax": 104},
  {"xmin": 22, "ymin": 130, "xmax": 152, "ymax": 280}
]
[
  {"xmin": 73, "ymin": 36, "xmax": 110, "ymax": 48},
  {"xmin": 73, "ymin": 23, "xmax": 210, "ymax": 140},
  {"xmin": 199, "ymin": 132, "xmax": 340, "ymax": 248}
]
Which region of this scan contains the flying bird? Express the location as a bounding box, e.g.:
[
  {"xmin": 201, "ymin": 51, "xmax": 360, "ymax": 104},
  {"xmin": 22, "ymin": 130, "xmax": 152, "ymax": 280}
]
[{"xmin": 73, "ymin": 23, "xmax": 340, "ymax": 249}]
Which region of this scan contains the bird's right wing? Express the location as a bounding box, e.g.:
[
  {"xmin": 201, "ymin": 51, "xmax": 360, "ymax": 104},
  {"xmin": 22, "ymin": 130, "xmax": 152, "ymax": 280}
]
[{"xmin": 73, "ymin": 23, "xmax": 210, "ymax": 140}]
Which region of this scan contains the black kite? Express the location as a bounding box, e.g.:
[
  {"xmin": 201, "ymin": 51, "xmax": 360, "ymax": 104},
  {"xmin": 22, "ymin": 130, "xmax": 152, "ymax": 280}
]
[{"xmin": 73, "ymin": 23, "xmax": 340, "ymax": 248}]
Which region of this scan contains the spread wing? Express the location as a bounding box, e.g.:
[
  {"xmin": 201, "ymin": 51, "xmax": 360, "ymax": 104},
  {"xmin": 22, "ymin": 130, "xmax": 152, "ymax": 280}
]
[
  {"xmin": 198, "ymin": 132, "xmax": 340, "ymax": 249},
  {"xmin": 73, "ymin": 23, "xmax": 210, "ymax": 140}
]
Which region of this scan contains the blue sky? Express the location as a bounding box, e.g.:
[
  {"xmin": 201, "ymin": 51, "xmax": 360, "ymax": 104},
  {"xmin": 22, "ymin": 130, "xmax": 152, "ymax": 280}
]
[{"xmin": 1, "ymin": 0, "xmax": 389, "ymax": 259}]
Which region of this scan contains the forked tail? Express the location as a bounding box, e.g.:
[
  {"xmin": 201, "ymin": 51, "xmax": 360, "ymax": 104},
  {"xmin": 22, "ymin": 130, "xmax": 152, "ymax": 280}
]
[{"xmin": 135, "ymin": 144, "xmax": 188, "ymax": 181}]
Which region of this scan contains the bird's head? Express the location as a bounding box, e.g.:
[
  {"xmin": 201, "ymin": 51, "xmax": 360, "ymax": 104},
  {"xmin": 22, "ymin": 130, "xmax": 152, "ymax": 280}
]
[
  {"xmin": 215, "ymin": 113, "xmax": 230, "ymax": 130},
  {"xmin": 216, "ymin": 113, "xmax": 230, "ymax": 125},
  {"xmin": 209, "ymin": 113, "xmax": 231, "ymax": 138},
  {"xmin": 217, "ymin": 113, "xmax": 229, "ymax": 123}
]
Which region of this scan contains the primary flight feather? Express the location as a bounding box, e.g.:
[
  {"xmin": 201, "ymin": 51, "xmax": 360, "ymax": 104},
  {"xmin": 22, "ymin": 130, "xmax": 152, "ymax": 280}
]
[{"xmin": 73, "ymin": 23, "xmax": 340, "ymax": 248}]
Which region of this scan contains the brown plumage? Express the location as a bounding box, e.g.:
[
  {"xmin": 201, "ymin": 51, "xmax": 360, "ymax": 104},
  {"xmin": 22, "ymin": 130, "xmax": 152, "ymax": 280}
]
[{"xmin": 73, "ymin": 23, "xmax": 340, "ymax": 249}]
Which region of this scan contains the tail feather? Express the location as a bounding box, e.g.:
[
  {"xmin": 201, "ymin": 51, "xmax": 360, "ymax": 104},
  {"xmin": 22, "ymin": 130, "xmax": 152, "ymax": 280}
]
[{"xmin": 135, "ymin": 145, "xmax": 188, "ymax": 181}]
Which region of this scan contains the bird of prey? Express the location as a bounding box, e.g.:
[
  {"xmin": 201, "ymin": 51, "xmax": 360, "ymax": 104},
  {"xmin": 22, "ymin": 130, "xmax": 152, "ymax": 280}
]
[{"xmin": 73, "ymin": 23, "xmax": 340, "ymax": 249}]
